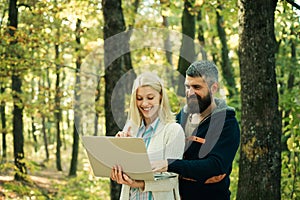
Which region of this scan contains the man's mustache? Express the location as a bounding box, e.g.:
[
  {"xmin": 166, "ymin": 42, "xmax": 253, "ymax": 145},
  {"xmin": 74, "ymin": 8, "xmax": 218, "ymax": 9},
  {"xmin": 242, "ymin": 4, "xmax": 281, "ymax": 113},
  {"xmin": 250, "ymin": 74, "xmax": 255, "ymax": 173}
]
[{"xmin": 187, "ymin": 94, "xmax": 200, "ymax": 100}]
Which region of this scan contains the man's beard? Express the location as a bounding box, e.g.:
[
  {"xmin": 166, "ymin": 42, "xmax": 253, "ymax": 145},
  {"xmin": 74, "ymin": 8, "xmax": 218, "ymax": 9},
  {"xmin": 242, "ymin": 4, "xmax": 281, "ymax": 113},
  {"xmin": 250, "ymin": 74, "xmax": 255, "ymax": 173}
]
[{"xmin": 187, "ymin": 93, "xmax": 212, "ymax": 114}]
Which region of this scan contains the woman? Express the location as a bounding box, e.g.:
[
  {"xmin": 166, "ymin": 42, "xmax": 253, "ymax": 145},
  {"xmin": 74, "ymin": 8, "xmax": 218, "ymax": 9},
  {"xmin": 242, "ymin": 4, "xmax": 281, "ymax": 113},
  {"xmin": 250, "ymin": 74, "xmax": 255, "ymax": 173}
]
[{"xmin": 110, "ymin": 72, "xmax": 185, "ymax": 200}]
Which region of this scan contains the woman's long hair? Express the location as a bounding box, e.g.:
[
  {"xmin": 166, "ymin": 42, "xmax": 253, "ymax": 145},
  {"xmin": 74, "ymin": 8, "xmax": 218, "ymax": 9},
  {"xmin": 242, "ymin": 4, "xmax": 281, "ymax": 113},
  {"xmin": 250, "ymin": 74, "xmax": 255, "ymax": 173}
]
[{"xmin": 127, "ymin": 72, "xmax": 175, "ymax": 130}]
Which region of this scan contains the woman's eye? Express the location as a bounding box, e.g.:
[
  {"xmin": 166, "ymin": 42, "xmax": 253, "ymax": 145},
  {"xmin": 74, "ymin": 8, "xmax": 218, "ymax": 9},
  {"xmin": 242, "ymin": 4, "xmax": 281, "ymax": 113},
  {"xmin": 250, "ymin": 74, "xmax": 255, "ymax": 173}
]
[{"xmin": 148, "ymin": 97, "xmax": 154, "ymax": 100}]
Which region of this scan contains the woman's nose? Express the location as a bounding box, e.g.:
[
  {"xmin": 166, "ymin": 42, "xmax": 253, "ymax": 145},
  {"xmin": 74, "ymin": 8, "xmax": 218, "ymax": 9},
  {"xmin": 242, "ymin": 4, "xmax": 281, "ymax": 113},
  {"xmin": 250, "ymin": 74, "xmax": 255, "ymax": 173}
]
[{"xmin": 141, "ymin": 100, "xmax": 149, "ymax": 106}]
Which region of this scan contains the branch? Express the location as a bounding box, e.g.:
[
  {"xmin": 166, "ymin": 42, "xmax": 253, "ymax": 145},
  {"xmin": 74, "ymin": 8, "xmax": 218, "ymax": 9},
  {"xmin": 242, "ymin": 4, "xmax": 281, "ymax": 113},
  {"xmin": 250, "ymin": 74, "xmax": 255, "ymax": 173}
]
[
  {"xmin": 286, "ymin": 0, "xmax": 300, "ymax": 10},
  {"xmin": 17, "ymin": 3, "xmax": 32, "ymax": 11}
]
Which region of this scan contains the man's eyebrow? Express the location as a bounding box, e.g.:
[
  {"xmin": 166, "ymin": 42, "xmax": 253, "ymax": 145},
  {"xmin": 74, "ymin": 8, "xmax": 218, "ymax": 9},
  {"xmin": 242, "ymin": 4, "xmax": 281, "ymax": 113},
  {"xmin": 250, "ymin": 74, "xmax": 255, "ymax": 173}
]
[{"xmin": 185, "ymin": 83, "xmax": 201, "ymax": 88}]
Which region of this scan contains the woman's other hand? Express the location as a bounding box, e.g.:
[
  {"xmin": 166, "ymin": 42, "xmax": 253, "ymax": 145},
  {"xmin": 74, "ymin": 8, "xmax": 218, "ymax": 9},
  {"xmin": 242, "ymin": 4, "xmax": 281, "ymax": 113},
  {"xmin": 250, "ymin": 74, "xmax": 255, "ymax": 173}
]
[{"xmin": 110, "ymin": 165, "xmax": 145, "ymax": 189}]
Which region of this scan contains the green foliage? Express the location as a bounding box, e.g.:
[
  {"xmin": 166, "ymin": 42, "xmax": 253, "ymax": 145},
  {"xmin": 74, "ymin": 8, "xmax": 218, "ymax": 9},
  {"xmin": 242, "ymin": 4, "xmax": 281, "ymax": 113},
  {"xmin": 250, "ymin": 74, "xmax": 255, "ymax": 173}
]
[
  {"xmin": 0, "ymin": 0, "xmax": 299, "ymax": 199},
  {"xmin": 230, "ymin": 148, "xmax": 240, "ymax": 200},
  {"xmin": 275, "ymin": 1, "xmax": 300, "ymax": 199},
  {"xmin": 0, "ymin": 162, "xmax": 46, "ymax": 199},
  {"xmin": 0, "ymin": 162, "xmax": 15, "ymax": 176},
  {"xmin": 0, "ymin": 162, "xmax": 110, "ymax": 199},
  {"xmin": 0, "ymin": 145, "xmax": 110, "ymax": 199},
  {"xmin": 280, "ymin": 90, "xmax": 300, "ymax": 200},
  {"xmin": 166, "ymin": 87, "xmax": 184, "ymax": 114},
  {"xmin": 2, "ymin": 180, "xmax": 45, "ymax": 199},
  {"xmin": 53, "ymin": 171, "xmax": 110, "ymax": 200}
]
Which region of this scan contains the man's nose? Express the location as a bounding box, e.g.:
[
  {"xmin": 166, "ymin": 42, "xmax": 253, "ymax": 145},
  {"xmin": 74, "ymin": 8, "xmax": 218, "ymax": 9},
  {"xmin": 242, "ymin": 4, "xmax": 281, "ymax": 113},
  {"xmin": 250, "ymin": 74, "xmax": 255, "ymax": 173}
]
[{"xmin": 187, "ymin": 87, "xmax": 195, "ymax": 97}]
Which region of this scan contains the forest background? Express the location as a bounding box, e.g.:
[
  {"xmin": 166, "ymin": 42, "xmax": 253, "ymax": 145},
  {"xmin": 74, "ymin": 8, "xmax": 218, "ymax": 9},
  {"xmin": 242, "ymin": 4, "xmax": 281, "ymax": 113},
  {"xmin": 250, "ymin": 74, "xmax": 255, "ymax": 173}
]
[{"xmin": 0, "ymin": 0, "xmax": 299, "ymax": 199}]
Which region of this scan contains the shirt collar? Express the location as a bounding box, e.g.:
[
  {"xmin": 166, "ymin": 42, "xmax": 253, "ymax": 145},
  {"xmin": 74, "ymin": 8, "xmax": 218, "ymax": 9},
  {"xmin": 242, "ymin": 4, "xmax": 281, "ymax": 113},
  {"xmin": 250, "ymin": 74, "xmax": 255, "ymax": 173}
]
[{"xmin": 140, "ymin": 117, "xmax": 160, "ymax": 130}]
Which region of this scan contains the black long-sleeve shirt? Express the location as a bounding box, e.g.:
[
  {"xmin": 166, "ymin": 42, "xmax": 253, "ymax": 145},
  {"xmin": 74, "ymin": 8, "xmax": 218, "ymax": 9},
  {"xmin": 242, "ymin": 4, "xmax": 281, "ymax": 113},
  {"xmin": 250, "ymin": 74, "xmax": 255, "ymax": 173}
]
[{"xmin": 168, "ymin": 99, "xmax": 240, "ymax": 200}]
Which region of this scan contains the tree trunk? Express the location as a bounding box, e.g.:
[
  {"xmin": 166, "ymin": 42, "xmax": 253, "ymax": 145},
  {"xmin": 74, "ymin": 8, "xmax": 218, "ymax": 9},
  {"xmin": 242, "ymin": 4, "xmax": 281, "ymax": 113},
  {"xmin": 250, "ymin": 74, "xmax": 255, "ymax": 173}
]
[
  {"xmin": 41, "ymin": 114, "xmax": 49, "ymax": 161},
  {"xmin": 8, "ymin": 0, "xmax": 27, "ymax": 181},
  {"xmin": 12, "ymin": 75, "xmax": 26, "ymax": 180},
  {"xmin": 30, "ymin": 79, "xmax": 38, "ymax": 152},
  {"xmin": 69, "ymin": 18, "xmax": 82, "ymax": 177},
  {"xmin": 237, "ymin": 0, "xmax": 281, "ymax": 199},
  {"xmin": 196, "ymin": 9, "xmax": 207, "ymax": 61},
  {"xmin": 94, "ymin": 77, "xmax": 101, "ymax": 136},
  {"xmin": 102, "ymin": 0, "xmax": 127, "ymax": 198},
  {"xmin": 216, "ymin": 3, "xmax": 237, "ymax": 99},
  {"xmin": 39, "ymin": 75, "xmax": 49, "ymax": 161},
  {"xmin": 31, "ymin": 116, "xmax": 38, "ymax": 152},
  {"xmin": 177, "ymin": 0, "xmax": 195, "ymax": 96},
  {"xmin": 55, "ymin": 42, "xmax": 62, "ymax": 171},
  {"xmin": 45, "ymin": 65, "xmax": 52, "ymax": 146},
  {"xmin": 162, "ymin": 15, "xmax": 175, "ymax": 87},
  {"xmin": 0, "ymin": 86, "xmax": 7, "ymax": 158}
]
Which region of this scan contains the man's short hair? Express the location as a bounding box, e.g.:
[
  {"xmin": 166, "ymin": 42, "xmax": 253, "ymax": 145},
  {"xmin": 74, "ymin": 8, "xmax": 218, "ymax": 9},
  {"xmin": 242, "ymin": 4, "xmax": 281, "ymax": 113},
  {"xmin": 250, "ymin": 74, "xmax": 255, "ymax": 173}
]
[{"xmin": 186, "ymin": 60, "xmax": 219, "ymax": 86}]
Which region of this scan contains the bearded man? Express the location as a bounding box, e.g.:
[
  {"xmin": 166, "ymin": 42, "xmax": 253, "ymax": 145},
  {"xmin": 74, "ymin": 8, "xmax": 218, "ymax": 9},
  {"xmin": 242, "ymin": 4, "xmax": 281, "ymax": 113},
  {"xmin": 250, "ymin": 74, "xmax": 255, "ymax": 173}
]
[{"xmin": 152, "ymin": 60, "xmax": 240, "ymax": 200}]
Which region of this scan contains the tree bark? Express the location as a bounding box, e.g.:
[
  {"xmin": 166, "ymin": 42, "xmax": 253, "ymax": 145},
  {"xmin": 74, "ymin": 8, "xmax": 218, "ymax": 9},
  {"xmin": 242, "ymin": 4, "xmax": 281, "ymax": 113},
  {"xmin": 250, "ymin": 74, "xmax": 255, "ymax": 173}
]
[
  {"xmin": 102, "ymin": 0, "xmax": 127, "ymax": 199},
  {"xmin": 196, "ymin": 9, "xmax": 207, "ymax": 61},
  {"xmin": 55, "ymin": 41, "xmax": 62, "ymax": 171},
  {"xmin": 216, "ymin": 3, "xmax": 237, "ymax": 98},
  {"xmin": 94, "ymin": 77, "xmax": 101, "ymax": 136},
  {"xmin": 41, "ymin": 114, "xmax": 49, "ymax": 161},
  {"xmin": 69, "ymin": 18, "xmax": 82, "ymax": 177},
  {"xmin": 8, "ymin": 0, "xmax": 27, "ymax": 181},
  {"xmin": 177, "ymin": 0, "xmax": 195, "ymax": 96},
  {"xmin": 30, "ymin": 80, "xmax": 38, "ymax": 152},
  {"xmin": 38, "ymin": 74, "xmax": 49, "ymax": 161},
  {"xmin": 162, "ymin": 14, "xmax": 175, "ymax": 87},
  {"xmin": 31, "ymin": 116, "xmax": 38, "ymax": 152},
  {"xmin": 237, "ymin": 0, "xmax": 281, "ymax": 199},
  {"xmin": 0, "ymin": 86, "xmax": 7, "ymax": 158}
]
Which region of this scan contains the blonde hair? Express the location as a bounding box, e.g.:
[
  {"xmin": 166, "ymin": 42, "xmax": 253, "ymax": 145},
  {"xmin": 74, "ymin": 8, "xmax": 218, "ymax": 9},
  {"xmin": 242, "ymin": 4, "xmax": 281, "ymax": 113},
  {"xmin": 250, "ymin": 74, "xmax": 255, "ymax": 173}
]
[{"xmin": 127, "ymin": 72, "xmax": 175, "ymax": 128}]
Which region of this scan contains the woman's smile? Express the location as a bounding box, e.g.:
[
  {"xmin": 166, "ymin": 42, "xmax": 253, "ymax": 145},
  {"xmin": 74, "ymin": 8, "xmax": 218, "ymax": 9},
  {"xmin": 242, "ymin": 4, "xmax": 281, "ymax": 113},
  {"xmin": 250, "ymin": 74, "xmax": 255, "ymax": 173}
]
[{"xmin": 136, "ymin": 86, "xmax": 161, "ymax": 125}]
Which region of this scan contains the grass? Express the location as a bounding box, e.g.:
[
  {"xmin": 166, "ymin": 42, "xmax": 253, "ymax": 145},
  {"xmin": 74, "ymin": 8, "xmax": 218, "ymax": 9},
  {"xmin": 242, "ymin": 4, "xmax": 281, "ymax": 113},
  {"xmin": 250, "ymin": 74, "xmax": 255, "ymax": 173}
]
[{"xmin": 0, "ymin": 141, "xmax": 111, "ymax": 200}]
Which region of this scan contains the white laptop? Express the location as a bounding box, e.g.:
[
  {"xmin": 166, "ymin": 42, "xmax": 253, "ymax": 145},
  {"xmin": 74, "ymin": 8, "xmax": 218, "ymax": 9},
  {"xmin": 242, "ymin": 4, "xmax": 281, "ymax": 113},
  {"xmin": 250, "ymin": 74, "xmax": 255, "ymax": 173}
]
[{"xmin": 82, "ymin": 136, "xmax": 177, "ymax": 181}]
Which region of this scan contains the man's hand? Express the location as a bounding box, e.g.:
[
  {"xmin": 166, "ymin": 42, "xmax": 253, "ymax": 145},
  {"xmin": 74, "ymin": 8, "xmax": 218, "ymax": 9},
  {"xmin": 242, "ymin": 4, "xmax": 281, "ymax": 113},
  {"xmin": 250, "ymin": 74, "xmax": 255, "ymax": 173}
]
[{"xmin": 151, "ymin": 160, "xmax": 168, "ymax": 172}]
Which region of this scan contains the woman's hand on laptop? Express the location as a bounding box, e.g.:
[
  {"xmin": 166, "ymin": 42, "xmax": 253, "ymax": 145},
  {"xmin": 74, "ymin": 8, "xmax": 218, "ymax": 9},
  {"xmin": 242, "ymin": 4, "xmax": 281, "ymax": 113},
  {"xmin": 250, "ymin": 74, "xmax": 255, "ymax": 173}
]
[
  {"xmin": 110, "ymin": 165, "xmax": 145, "ymax": 189},
  {"xmin": 115, "ymin": 126, "xmax": 132, "ymax": 137}
]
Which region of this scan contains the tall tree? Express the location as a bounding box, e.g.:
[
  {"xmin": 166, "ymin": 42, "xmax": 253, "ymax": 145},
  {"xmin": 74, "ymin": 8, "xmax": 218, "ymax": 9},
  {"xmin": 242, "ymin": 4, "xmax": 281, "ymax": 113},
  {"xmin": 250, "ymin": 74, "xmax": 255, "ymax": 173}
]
[
  {"xmin": 215, "ymin": 2, "xmax": 237, "ymax": 98},
  {"xmin": 53, "ymin": 0, "xmax": 62, "ymax": 172},
  {"xmin": 8, "ymin": 0, "xmax": 26, "ymax": 180},
  {"xmin": 102, "ymin": 0, "xmax": 127, "ymax": 199},
  {"xmin": 69, "ymin": 18, "xmax": 82, "ymax": 177},
  {"xmin": 30, "ymin": 80, "xmax": 38, "ymax": 152},
  {"xmin": 0, "ymin": 86, "xmax": 7, "ymax": 158},
  {"xmin": 177, "ymin": 0, "xmax": 196, "ymax": 96},
  {"xmin": 196, "ymin": 9, "xmax": 207, "ymax": 61},
  {"xmin": 237, "ymin": 0, "xmax": 281, "ymax": 199},
  {"xmin": 40, "ymin": 82, "xmax": 50, "ymax": 161},
  {"xmin": 54, "ymin": 28, "xmax": 62, "ymax": 171},
  {"xmin": 160, "ymin": 0, "xmax": 175, "ymax": 86}
]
